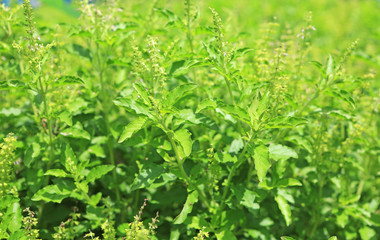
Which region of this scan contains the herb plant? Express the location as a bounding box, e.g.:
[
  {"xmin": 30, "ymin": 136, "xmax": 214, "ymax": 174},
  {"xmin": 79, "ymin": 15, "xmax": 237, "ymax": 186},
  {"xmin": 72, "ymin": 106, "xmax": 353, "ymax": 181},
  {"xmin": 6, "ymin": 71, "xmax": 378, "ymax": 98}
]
[{"xmin": 0, "ymin": 0, "xmax": 379, "ymax": 239}]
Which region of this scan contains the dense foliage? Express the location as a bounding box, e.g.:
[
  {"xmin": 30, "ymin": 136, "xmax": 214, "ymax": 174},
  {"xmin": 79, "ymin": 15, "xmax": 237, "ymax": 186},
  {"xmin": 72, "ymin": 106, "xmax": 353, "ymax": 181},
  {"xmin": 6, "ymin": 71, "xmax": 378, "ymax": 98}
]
[{"xmin": 1, "ymin": 0, "xmax": 379, "ymax": 239}]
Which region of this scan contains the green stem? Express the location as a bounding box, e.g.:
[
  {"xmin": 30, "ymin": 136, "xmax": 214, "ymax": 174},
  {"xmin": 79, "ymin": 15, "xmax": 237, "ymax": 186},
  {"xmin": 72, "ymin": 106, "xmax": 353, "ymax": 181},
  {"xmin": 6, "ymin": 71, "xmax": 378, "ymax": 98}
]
[
  {"xmin": 186, "ymin": 1, "xmax": 194, "ymax": 54},
  {"xmin": 356, "ymin": 155, "xmax": 370, "ymax": 196},
  {"xmin": 162, "ymin": 122, "xmax": 211, "ymax": 209},
  {"xmin": 220, "ymin": 133, "xmax": 254, "ymax": 212},
  {"xmin": 224, "ymin": 74, "xmax": 245, "ymax": 136},
  {"xmin": 94, "ymin": 41, "xmax": 122, "ymax": 217},
  {"xmin": 37, "ymin": 75, "xmax": 54, "ymax": 222}
]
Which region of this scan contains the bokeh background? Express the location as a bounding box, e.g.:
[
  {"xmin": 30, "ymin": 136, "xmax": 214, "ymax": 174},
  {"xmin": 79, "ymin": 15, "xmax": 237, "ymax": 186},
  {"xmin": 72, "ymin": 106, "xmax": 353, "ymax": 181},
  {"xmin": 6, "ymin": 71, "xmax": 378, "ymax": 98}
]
[{"xmin": 2, "ymin": 0, "xmax": 380, "ymax": 78}]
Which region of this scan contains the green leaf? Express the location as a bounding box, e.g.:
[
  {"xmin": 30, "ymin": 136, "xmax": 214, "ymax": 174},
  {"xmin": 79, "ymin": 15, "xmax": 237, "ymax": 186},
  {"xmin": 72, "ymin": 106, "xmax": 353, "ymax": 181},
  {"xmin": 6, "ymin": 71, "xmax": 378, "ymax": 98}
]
[
  {"xmin": 133, "ymin": 83, "xmax": 151, "ymax": 106},
  {"xmin": 154, "ymin": 8, "xmax": 181, "ymax": 25},
  {"xmin": 0, "ymin": 108, "xmax": 22, "ymax": 116},
  {"xmin": 196, "ymin": 98, "xmax": 217, "ymax": 113},
  {"xmin": 170, "ymin": 60, "xmax": 206, "ymax": 77},
  {"xmin": 326, "ymin": 54, "xmax": 335, "ymax": 79},
  {"xmin": 233, "ymin": 47, "xmax": 254, "ymax": 59},
  {"xmin": 64, "ymin": 144, "xmax": 77, "ymax": 172},
  {"xmin": 32, "ymin": 185, "xmax": 71, "ymax": 203},
  {"xmin": 310, "ymin": 60, "xmax": 325, "ymax": 76},
  {"xmin": 336, "ymin": 211, "xmax": 349, "ymax": 228},
  {"xmin": 215, "ymin": 152, "xmax": 237, "ymax": 163},
  {"xmin": 254, "ymin": 144, "xmax": 270, "ymax": 182},
  {"xmin": 89, "ymin": 192, "xmax": 102, "ymax": 207},
  {"xmin": 328, "ymin": 237, "xmax": 338, "ymax": 240},
  {"xmin": 174, "ymin": 129, "xmax": 192, "ymax": 157},
  {"xmin": 0, "ymin": 80, "xmax": 28, "ymax": 90},
  {"xmin": 119, "ymin": 117, "xmax": 147, "ymax": 143},
  {"xmin": 88, "ymin": 145, "xmax": 106, "ymax": 158},
  {"xmin": 286, "ymin": 135, "xmax": 312, "ymax": 153},
  {"xmin": 219, "ymin": 105, "xmax": 250, "ymax": 123},
  {"xmin": 60, "ymin": 122, "xmax": 91, "ymax": 140},
  {"xmin": 248, "ymin": 92, "xmax": 269, "ymax": 129},
  {"xmin": 275, "ymin": 178, "xmax": 302, "ymax": 188},
  {"xmin": 166, "ymin": 84, "xmax": 197, "ymax": 106},
  {"xmin": 9, "ymin": 230, "xmax": 26, "ymax": 240},
  {"xmin": 156, "ymin": 148, "xmax": 174, "ymax": 162},
  {"xmin": 7, "ymin": 201, "xmax": 22, "ymax": 233},
  {"xmin": 58, "ymin": 111, "xmax": 73, "ymax": 126},
  {"xmin": 86, "ymin": 165, "xmax": 115, "ymax": 183},
  {"xmin": 266, "ymin": 116, "xmax": 308, "ymax": 129},
  {"xmin": 114, "ymin": 98, "xmax": 154, "ymax": 119},
  {"xmin": 229, "ymin": 137, "xmax": 244, "ymax": 154},
  {"xmin": 359, "ymin": 227, "xmax": 376, "ymax": 240},
  {"xmin": 45, "ymin": 169, "xmax": 69, "ymax": 178},
  {"xmin": 327, "ymin": 89, "xmax": 356, "ymax": 108},
  {"xmin": 215, "ymin": 230, "xmax": 237, "ymax": 240},
  {"xmin": 275, "ymin": 195, "xmax": 292, "ymax": 226},
  {"xmin": 174, "ymin": 191, "xmax": 198, "ymax": 224},
  {"xmin": 269, "ymin": 144, "xmax": 298, "ymax": 161},
  {"xmin": 241, "ymin": 189, "xmax": 260, "ymax": 211},
  {"xmin": 23, "ymin": 142, "xmax": 41, "ymax": 167},
  {"xmin": 131, "ymin": 164, "xmax": 164, "ymax": 191},
  {"xmin": 54, "ymin": 75, "xmax": 84, "ymax": 86},
  {"xmin": 280, "ymin": 237, "xmax": 296, "ymax": 240}
]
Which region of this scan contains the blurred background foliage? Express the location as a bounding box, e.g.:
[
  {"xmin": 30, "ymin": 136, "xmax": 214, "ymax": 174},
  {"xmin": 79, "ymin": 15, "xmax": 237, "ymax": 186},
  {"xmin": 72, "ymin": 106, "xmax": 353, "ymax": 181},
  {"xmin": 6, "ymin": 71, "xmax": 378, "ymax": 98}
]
[{"xmin": 3, "ymin": 0, "xmax": 379, "ymax": 80}]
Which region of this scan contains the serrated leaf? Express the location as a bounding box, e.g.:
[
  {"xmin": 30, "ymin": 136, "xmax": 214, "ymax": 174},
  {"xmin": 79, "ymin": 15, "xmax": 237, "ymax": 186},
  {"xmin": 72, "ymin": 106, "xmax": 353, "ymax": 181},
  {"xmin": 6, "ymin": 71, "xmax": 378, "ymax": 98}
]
[
  {"xmin": 266, "ymin": 116, "xmax": 308, "ymax": 129},
  {"xmin": 170, "ymin": 60, "xmax": 208, "ymax": 77},
  {"xmin": 114, "ymin": 98, "xmax": 154, "ymax": 119},
  {"xmin": 234, "ymin": 47, "xmax": 254, "ymax": 58},
  {"xmin": 174, "ymin": 191, "xmax": 198, "ymax": 224},
  {"xmin": 196, "ymin": 98, "xmax": 217, "ymax": 113},
  {"xmin": 64, "ymin": 144, "xmax": 77, "ymax": 173},
  {"xmin": 254, "ymin": 144, "xmax": 270, "ymax": 182},
  {"xmin": 275, "ymin": 195, "xmax": 292, "ymax": 226},
  {"xmin": 133, "ymin": 83, "xmax": 151, "ymax": 106},
  {"xmin": 86, "ymin": 165, "xmax": 114, "ymax": 183},
  {"xmin": 174, "ymin": 129, "xmax": 192, "ymax": 157},
  {"xmin": 327, "ymin": 109, "xmax": 354, "ymax": 120},
  {"xmin": 32, "ymin": 185, "xmax": 71, "ymax": 203},
  {"xmin": 58, "ymin": 111, "xmax": 73, "ymax": 126},
  {"xmin": 45, "ymin": 169, "xmax": 69, "ymax": 178},
  {"xmin": 241, "ymin": 189, "xmax": 260, "ymax": 211},
  {"xmin": 54, "ymin": 75, "xmax": 84, "ymax": 86},
  {"xmin": 131, "ymin": 164, "xmax": 164, "ymax": 191},
  {"xmin": 269, "ymin": 144, "xmax": 298, "ymax": 161},
  {"xmin": 0, "ymin": 80, "xmax": 28, "ymax": 90},
  {"xmin": 327, "ymin": 89, "xmax": 356, "ymax": 108},
  {"xmin": 286, "ymin": 135, "xmax": 312, "ymax": 153},
  {"xmin": 219, "ymin": 105, "xmax": 250, "ymax": 123},
  {"xmin": 310, "ymin": 60, "xmax": 325, "ymax": 76},
  {"xmin": 119, "ymin": 117, "xmax": 147, "ymax": 143},
  {"xmin": 154, "ymin": 8, "xmax": 182, "ymax": 24},
  {"xmin": 166, "ymin": 84, "xmax": 197, "ymax": 106}
]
